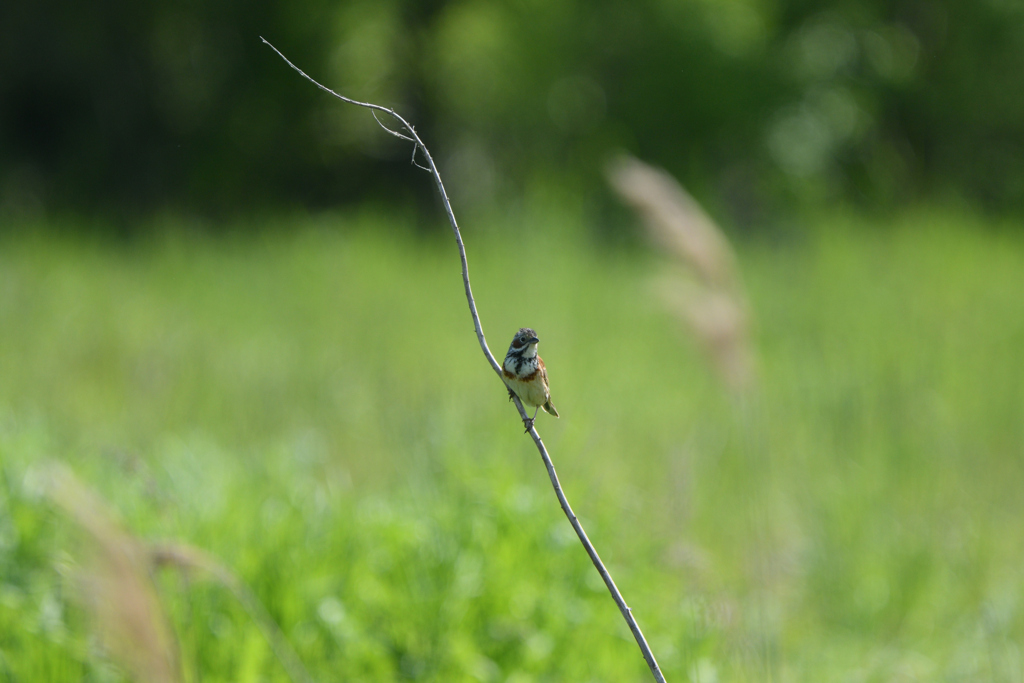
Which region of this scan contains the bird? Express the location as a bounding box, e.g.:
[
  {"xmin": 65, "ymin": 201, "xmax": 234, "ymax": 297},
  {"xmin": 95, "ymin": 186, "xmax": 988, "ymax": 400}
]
[{"xmin": 503, "ymin": 327, "xmax": 559, "ymax": 432}]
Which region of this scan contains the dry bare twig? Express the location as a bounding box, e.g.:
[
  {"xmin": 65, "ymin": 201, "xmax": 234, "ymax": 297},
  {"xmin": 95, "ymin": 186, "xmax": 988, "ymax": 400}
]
[{"xmin": 261, "ymin": 38, "xmax": 667, "ymax": 683}]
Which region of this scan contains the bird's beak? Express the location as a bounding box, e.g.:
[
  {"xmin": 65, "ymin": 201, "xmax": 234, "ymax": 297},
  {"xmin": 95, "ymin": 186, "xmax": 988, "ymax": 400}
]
[{"xmin": 528, "ymin": 336, "xmax": 540, "ymax": 344}]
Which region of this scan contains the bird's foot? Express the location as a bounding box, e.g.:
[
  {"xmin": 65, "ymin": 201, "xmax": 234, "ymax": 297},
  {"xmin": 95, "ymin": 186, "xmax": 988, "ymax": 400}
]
[{"xmin": 522, "ymin": 417, "xmax": 535, "ymax": 433}]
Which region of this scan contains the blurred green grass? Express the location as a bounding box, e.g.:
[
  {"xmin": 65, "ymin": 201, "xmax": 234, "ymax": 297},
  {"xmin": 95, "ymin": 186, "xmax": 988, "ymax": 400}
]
[{"xmin": 1, "ymin": 207, "xmax": 1023, "ymax": 682}]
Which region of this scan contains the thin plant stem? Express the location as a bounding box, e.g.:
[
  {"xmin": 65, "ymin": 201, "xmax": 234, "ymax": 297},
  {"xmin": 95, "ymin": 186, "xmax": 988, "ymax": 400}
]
[
  {"xmin": 261, "ymin": 38, "xmax": 667, "ymax": 683},
  {"xmin": 150, "ymin": 543, "xmax": 316, "ymax": 683}
]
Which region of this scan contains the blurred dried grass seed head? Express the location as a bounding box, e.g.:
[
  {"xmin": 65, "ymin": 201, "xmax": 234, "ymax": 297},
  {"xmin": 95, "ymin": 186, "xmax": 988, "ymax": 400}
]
[
  {"xmin": 39, "ymin": 462, "xmax": 316, "ymax": 683},
  {"xmin": 607, "ymin": 155, "xmax": 755, "ymax": 393},
  {"xmin": 607, "ymin": 155, "xmax": 739, "ymax": 290},
  {"xmin": 41, "ymin": 464, "xmax": 181, "ymax": 683}
]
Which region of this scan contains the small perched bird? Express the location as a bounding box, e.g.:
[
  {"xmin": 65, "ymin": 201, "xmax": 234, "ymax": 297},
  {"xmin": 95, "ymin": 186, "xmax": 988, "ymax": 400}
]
[{"xmin": 503, "ymin": 327, "xmax": 559, "ymax": 431}]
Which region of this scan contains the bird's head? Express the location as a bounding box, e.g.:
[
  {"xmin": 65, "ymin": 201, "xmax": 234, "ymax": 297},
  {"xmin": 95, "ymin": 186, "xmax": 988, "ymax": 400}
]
[{"xmin": 507, "ymin": 327, "xmax": 540, "ymax": 357}]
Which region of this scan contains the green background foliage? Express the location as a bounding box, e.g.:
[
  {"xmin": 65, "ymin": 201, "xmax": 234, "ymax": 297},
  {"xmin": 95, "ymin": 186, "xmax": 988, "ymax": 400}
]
[
  {"xmin": 3, "ymin": 0, "xmax": 1024, "ymax": 224},
  {"xmin": 2, "ymin": 1, "xmax": 1023, "ymax": 680},
  {"xmin": 1, "ymin": 208, "xmax": 1023, "ymax": 680}
]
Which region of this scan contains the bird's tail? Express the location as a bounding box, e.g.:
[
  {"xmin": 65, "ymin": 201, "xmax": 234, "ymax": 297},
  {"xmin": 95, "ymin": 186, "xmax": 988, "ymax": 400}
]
[{"xmin": 543, "ymin": 400, "xmax": 559, "ymax": 417}]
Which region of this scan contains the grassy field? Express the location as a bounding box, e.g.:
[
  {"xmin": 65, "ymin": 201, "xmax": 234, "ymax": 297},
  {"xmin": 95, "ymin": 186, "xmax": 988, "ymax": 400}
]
[{"xmin": 1, "ymin": 206, "xmax": 1023, "ymax": 682}]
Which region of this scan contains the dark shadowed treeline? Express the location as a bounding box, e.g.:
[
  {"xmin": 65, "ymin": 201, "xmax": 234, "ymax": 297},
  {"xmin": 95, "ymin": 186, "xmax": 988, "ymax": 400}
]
[{"xmin": 2, "ymin": 0, "xmax": 1023, "ymax": 229}]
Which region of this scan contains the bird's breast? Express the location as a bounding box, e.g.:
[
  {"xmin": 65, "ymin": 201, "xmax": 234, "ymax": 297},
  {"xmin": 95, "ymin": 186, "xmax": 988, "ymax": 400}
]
[
  {"xmin": 503, "ymin": 356, "xmax": 546, "ymax": 407},
  {"xmin": 504, "ymin": 355, "xmax": 538, "ymax": 379}
]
